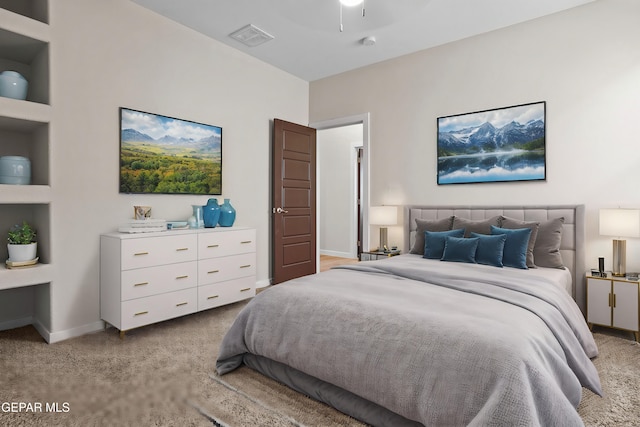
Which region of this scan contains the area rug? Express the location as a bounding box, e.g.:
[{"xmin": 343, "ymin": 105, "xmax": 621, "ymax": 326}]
[{"xmin": 1, "ymin": 300, "xmax": 639, "ymax": 426}]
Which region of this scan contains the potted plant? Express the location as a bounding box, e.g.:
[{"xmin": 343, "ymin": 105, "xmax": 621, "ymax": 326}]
[{"xmin": 7, "ymin": 221, "xmax": 37, "ymax": 262}]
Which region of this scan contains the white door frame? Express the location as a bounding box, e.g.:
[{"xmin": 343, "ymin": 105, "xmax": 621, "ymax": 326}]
[{"xmin": 310, "ymin": 113, "xmax": 370, "ymax": 270}]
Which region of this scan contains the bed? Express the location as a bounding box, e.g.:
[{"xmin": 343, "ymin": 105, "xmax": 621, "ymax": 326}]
[{"xmin": 216, "ymin": 205, "xmax": 601, "ymax": 426}]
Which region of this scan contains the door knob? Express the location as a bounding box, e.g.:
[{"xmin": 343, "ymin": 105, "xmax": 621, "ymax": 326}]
[{"xmin": 275, "ymin": 207, "xmax": 289, "ymax": 214}]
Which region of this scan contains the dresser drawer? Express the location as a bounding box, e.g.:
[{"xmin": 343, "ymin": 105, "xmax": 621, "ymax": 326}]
[
  {"xmin": 121, "ymin": 288, "xmax": 197, "ymax": 330},
  {"xmin": 198, "ymin": 253, "xmax": 256, "ymax": 285},
  {"xmin": 198, "ymin": 229, "xmax": 256, "ymax": 259},
  {"xmin": 197, "ymin": 276, "xmax": 255, "ymax": 311},
  {"xmin": 121, "ymin": 234, "xmax": 197, "ymax": 270},
  {"xmin": 121, "ymin": 261, "xmax": 197, "ymax": 301}
]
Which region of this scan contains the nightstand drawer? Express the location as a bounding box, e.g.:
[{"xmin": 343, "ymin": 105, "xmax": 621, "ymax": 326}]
[
  {"xmin": 121, "ymin": 288, "xmax": 197, "ymax": 330},
  {"xmin": 121, "ymin": 261, "xmax": 197, "ymax": 301},
  {"xmin": 198, "ymin": 229, "xmax": 256, "ymax": 259},
  {"xmin": 197, "ymin": 276, "xmax": 255, "ymax": 311},
  {"xmin": 198, "ymin": 253, "xmax": 256, "ymax": 285},
  {"xmin": 121, "ymin": 234, "xmax": 197, "ymax": 270}
]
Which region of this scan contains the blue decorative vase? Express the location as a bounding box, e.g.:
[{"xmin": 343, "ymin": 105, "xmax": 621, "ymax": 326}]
[
  {"xmin": 0, "ymin": 156, "xmax": 31, "ymax": 184},
  {"xmin": 218, "ymin": 198, "xmax": 236, "ymax": 227},
  {"xmin": 0, "ymin": 71, "xmax": 28, "ymax": 100},
  {"xmin": 203, "ymin": 198, "xmax": 221, "ymax": 228}
]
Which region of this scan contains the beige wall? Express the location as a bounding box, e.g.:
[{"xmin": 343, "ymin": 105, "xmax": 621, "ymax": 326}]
[
  {"xmin": 310, "ymin": 0, "xmax": 640, "ymax": 273},
  {"xmin": 25, "ymin": 0, "xmax": 308, "ymax": 340}
]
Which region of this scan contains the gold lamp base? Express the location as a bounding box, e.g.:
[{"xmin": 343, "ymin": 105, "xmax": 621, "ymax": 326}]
[
  {"xmin": 379, "ymin": 227, "xmax": 388, "ymax": 251},
  {"xmin": 612, "ymin": 239, "xmax": 626, "ymax": 277}
]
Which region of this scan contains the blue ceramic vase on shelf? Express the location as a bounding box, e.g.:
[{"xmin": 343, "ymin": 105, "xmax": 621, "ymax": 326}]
[
  {"xmin": 203, "ymin": 198, "xmax": 221, "ymax": 228},
  {"xmin": 218, "ymin": 198, "xmax": 236, "ymax": 227}
]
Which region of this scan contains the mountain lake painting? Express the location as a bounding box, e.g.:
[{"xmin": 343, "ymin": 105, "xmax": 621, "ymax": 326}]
[
  {"xmin": 119, "ymin": 108, "xmax": 222, "ymax": 195},
  {"xmin": 437, "ymin": 102, "xmax": 545, "ymax": 185}
]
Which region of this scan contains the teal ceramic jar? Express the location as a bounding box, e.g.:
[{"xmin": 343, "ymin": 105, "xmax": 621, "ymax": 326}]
[
  {"xmin": 218, "ymin": 199, "xmax": 236, "ymax": 227},
  {"xmin": 0, "ymin": 156, "xmax": 31, "ymax": 185},
  {"xmin": 203, "ymin": 198, "xmax": 221, "ymax": 228},
  {"xmin": 0, "ymin": 71, "xmax": 28, "ymax": 100}
]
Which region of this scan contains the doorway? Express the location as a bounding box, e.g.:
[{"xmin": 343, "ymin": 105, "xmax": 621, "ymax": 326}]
[{"xmin": 311, "ymin": 113, "xmax": 370, "ymax": 271}]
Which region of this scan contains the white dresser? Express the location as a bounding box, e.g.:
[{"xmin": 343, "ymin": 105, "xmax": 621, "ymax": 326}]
[{"xmin": 100, "ymin": 227, "xmax": 256, "ymax": 335}]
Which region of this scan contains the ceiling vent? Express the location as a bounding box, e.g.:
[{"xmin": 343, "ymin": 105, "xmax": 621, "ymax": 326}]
[{"xmin": 229, "ymin": 24, "xmax": 274, "ymax": 47}]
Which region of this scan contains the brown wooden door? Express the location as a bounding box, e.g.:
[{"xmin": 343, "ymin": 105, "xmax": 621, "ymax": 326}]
[{"xmin": 272, "ymin": 119, "xmax": 317, "ymax": 284}]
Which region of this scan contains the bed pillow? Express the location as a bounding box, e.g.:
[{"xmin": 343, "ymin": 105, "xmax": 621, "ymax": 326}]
[
  {"xmin": 452, "ymin": 216, "xmax": 500, "ymax": 237},
  {"xmin": 441, "ymin": 236, "xmax": 479, "ymax": 264},
  {"xmin": 410, "ymin": 216, "xmax": 454, "ymax": 255},
  {"xmin": 499, "ymin": 216, "xmax": 540, "ymax": 268},
  {"xmin": 423, "ymin": 228, "xmax": 465, "ymax": 259},
  {"xmin": 533, "ymin": 217, "xmax": 565, "ymax": 269},
  {"xmin": 470, "ymin": 232, "xmax": 507, "ymax": 267},
  {"xmin": 490, "ymin": 226, "xmax": 532, "ymax": 269}
]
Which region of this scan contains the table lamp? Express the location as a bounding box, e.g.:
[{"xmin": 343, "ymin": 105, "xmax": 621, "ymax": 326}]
[
  {"xmin": 599, "ymin": 208, "xmax": 640, "ymax": 277},
  {"xmin": 370, "ymin": 206, "xmax": 398, "ymax": 251}
]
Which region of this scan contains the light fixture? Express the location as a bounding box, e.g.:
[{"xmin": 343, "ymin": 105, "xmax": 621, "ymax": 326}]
[
  {"xmin": 339, "ymin": 0, "xmax": 365, "ymax": 32},
  {"xmin": 599, "ymin": 208, "xmax": 640, "ymax": 277},
  {"xmin": 370, "ymin": 206, "xmax": 398, "ymax": 251},
  {"xmin": 361, "ymin": 36, "xmax": 376, "ymax": 46},
  {"xmin": 340, "ymin": 0, "xmax": 364, "ymax": 6}
]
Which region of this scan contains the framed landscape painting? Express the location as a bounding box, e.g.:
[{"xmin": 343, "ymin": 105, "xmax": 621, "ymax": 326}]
[
  {"xmin": 437, "ymin": 102, "xmax": 546, "ymax": 185},
  {"xmin": 119, "ymin": 108, "xmax": 222, "ymax": 195}
]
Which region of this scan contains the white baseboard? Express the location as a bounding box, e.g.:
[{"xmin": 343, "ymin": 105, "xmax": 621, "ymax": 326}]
[
  {"xmin": 0, "ymin": 316, "xmax": 33, "ymax": 332},
  {"xmin": 32, "ymin": 318, "xmax": 51, "ymax": 343},
  {"xmin": 320, "ymin": 249, "xmax": 357, "ymax": 259},
  {"xmin": 47, "ymin": 320, "xmax": 105, "ymax": 344},
  {"xmin": 256, "ymin": 278, "xmax": 271, "ymax": 291}
]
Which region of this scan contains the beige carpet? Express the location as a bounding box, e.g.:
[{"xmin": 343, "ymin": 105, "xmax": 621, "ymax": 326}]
[{"xmin": 0, "ymin": 300, "xmax": 638, "ymax": 426}]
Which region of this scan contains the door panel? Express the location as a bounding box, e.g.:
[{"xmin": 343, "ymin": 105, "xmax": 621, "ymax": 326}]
[
  {"xmin": 613, "ymin": 280, "xmax": 639, "ymax": 330},
  {"xmin": 272, "ymin": 119, "xmax": 317, "ymax": 284}
]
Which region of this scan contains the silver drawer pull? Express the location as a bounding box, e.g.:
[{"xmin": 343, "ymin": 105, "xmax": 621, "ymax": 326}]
[
  {"xmin": 240, "ymin": 288, "xmax": 251, "ymax": 292},
  {"xmin": 240, "ymin": 241, "xmax": 252, "ymax": 244},
  {"xmin": 176, "ymin": 247, "xmax": 189, "ymax": 252},
  {"xmin": 175, "ymin": 275, "xmax": 188, "ymax": 279},
  {"xmin": 134, "ymin": 282, "xmax": 149, "ymax": 287},
  {"xmin": 134, "ymin": 252, "xmax": 149, "ymax": 256},
  {"xmin": 207, "ymin": 295, "xmax": 219, "ymax": 300},
  {"xmin": 240, "ymin": 264, "xmax": 251, "ymax": 269},
  {"xmin": 208, "ymin": 270, "xmax": 220, "ymax": 274},
  {"xmin": 176, "ymin": 302, "xmax": 188, "ymax": 307},
  {"xmin": 207, "ymin": 244, "xmax": 219, "ymax": 248},
  {"xmin": 134, "ymin": 311, "xmax": 148, "ymax": 316}
]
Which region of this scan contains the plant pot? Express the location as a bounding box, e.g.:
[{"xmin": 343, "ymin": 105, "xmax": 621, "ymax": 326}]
[{"xmin": 7, "ymin": 242, "xmax": 37, "ymax": 262}]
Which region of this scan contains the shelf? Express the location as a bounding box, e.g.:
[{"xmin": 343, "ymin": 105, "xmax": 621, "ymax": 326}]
[
  {"xmin": 0, "ymin": 184, "xmax": 51, "ymax": 203},
  {"xmin": 0, "ymin": 7, "xmax": 49, "ymax": 45},
  {"xmin": 0, "ymin": 96, "xmax": 50, "ymax": 125},
  {"xmin": 0, "ymin": 261, "xmax": 52, "ymax": 291}
]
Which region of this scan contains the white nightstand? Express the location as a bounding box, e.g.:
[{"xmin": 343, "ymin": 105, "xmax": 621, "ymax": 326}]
[{"xmin": 586, "ymin": 273, "xmax": 639, "ymax": 341}]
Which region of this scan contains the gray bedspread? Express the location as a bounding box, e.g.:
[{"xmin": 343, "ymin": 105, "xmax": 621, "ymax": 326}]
[{"xmin": 217, "ymin": 255, "xmax": 602, "ymax": 426}]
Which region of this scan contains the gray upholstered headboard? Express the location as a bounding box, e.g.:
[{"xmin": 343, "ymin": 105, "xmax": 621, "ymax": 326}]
[{"xmin": 403, "ymin": 205, "xmax": 586, "ymax": 313}]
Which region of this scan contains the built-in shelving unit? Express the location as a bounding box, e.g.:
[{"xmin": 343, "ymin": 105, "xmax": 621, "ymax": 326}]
[{"xmin": 0, "ymin": 0, "xmax": 51, "ymax": 338}]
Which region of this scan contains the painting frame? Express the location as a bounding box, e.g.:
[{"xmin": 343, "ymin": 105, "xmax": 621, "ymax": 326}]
[
  {"xmin": 437, "ymin": 101, "xmax": 546, "ymax": 185},
  {"xmin": 119, "ymin": 107, "xmax": 222, "ymax": 195}
]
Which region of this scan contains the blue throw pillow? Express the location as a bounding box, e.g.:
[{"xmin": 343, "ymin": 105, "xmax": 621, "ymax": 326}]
[
  {"xmin": 441, "ymin": 236, "xmax": 479, "ymax": 263},
  {"xmin": 490, "ymin": 226, "xmax": 532, "ymax": 269},
  {"xmin": 423, "ymin": 228, "xmax": 465, "ymax": 259},
  {"xmin": 470, "ymin": 232, "xmax": 507, "ymax": 267}
]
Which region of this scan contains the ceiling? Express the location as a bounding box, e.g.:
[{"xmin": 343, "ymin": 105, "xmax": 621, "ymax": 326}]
[{"xmin": 132, "ymin": 0, "xmax": 595, "ymax": 82}]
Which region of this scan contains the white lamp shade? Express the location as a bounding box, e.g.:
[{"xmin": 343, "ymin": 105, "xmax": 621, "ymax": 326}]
[
  {"xmin": 599, "ymin": 208, "xmax": 640, "ymax": 238},
  {"xmin": 370, "ymin": 206, "xmax": 398, "ymax": 226}
]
